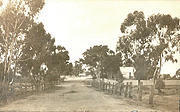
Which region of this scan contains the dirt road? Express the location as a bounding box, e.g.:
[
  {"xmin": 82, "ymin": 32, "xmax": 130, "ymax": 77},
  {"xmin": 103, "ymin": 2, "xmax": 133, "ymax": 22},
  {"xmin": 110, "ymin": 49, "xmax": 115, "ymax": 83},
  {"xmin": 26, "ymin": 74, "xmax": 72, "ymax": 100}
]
[{"xmin": 0, "ymin": 80, "xmax": 160, "ymax": 112}]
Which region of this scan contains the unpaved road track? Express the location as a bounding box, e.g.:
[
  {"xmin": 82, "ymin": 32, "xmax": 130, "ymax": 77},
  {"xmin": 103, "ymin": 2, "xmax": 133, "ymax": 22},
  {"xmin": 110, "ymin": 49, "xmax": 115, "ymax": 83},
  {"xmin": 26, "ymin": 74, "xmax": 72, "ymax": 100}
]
[{"xmin": 0, "ymin": 80, "xmax": 160, "ymax": 112}]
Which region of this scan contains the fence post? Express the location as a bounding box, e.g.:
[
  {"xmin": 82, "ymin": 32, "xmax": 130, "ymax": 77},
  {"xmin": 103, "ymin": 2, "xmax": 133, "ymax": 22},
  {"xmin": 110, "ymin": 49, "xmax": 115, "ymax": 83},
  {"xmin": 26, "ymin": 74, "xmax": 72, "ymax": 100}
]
[
  {"xmin": 91, "ymin": 80, "xmax": 93, "ymax": 87},
  {"xmin": 99, "ymin": 80, "xmax": 101, "ymax": 90},
  {"xmin": 101, "ymin": 80, "xmax": 103, "ymax": 90},
  {"xmin": 93, "ymin": 80, "xmax": 95, "ymax": 87},
  {"xmin": 95, "ymin": 80, "xmax": 97, "ymax": 88},
  {"xmin": 92, "ymin": 80, "xmax": 94, "ymax": 87},
  {"xmin": 108, "ymin": 82, "xmax": 111, "ymax": 93},
  {"xmin": 104, "ymin": 82, "xmax": 106, "ymax": 91},
  {"xmin": 112, "ymin": 83, "xmax": 115, "ymax": 94},
  {"xmin": 97, "ymin": 80, "xmax": 99, "ymax": 88},
  {"xmin": 105, "ymin": 82, "xmax": 108, "ymax": 91},
  {"xmin": 114, "ymin": 83, "xmax": 118, "ymax": 95},
  {"xmin": 25, "ymin": 83, "xmax": 27, "ymax": 92},
  {"xmin": 128, "ymin": 82, "xmax": 133, "ymax": 98},
  {"xmin": 102, "ymin": 80, "xmax": 104, "ymax": 91},
  {"xmin": 94, "ymin": 80, "xmax": 96, "ymax": 88},
  {"xmin": 96, "ymin": 80, "xmax": 98, "ymax": 88},
  {"xmin": 101, "ymin": 80, "xmax": 103, "ymax": 91},
  {"xmin": 124, "ymin": 82, "xmax": 128, "ymax": 97},
  {"xmin": 31, "ymin": 85, "xmax": 34, "ymax": 91},
  {"xmin": 138, "ymin": 82, "xmax": 143, "ymax": 101},
  {"xmin": 102, "ymin": 81, "xmax": 105, "ymax": 91},
  {"xmin": 119, "ymin": 83, "xmax": 124, "ymax": 96},
  {"xmin": 149, "ymin": 85, "xmax": 154, "ymax": 104}
]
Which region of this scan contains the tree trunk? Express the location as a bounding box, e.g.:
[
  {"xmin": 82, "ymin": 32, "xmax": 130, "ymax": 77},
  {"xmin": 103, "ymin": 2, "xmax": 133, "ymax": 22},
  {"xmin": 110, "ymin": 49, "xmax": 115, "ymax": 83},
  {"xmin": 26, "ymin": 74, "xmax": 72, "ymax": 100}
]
[
  {"xmin": 159, "ymin": 53, "xmax": 162, "ymax": 78},
  {"xmin": 149, "ymin": 85, "xmax": 154, "ymax": 104},
  {"xmin": 149, "ymin": 67, "xmax": 158, "ymax": 104},
  {"xmin": 0, "ymin": 81, "xmax": 9, "ymax": 104}
]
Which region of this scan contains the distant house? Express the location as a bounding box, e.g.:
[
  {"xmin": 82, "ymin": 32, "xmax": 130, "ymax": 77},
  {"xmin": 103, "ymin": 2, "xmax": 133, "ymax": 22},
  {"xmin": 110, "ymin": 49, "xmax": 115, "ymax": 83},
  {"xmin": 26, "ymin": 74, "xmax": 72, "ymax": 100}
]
[
  {"xmin": 120, "ymin": 67, "xmax": 135, "ymax": 79},
  {"xmin": 79, "ymin": 73, "xmax": 86, "ymax": 77}
]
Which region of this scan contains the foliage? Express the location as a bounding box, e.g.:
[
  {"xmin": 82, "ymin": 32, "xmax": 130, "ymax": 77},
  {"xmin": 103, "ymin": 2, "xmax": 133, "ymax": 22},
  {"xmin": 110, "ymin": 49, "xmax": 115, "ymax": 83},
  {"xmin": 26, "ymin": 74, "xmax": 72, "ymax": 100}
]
[
  {"xmin": 0, "ymin": 0, "xmax": 45, "ymax": 102},
  {"xmin": 0, "ymin": 0, "xmax": 72, "ymax": 96},
  {"xmin": 117, "ymin": 11, "xmax": 180, "ymax": 80},
  {"xmin": 82, "ymin": 45, "xmax": 123, "ymax": 80},
  {"xmin": 85, "ymin": 66, "xmax": 97, "ymax": 79},
  {"xmin": 82, "ymin": 45, "xmax": 115, "ymax": 78},
  {"xmin": 0, "ymin": 0, "xmax": 45, "ymax": 82},
  {"xmin": 102, "ymin": 53, "xmax": 123, "ymax": 79},
  {"xmin": 82, "ymin": 45, "xmax": 113, "ymax": 67},
  {"xmin": 134, "ymin": 55, "xmax": 149, "ymax": 80},
  {"xmin": 73, "ymin": 60, "xmax": 84, "ymax": 76},
  {"xmin": 172, "ymin": 68, "xmax": 180, "ymax": 79},
  {"xmin": 19, "ymin": 23, "xmax": 71, "ymax": 90}
]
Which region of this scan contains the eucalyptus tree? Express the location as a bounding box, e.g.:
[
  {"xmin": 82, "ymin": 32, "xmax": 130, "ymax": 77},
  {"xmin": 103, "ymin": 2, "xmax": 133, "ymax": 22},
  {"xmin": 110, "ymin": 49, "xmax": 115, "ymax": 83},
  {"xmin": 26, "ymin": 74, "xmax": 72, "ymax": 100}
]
[
  {"xmin": 117, "ymin": 11, "xmax": 180, "ymax": 103},
  {"xmin": 47, "ymin": 45, "xmax": 71, "ymax": 81},
  {"xmin": 73, "ymin": 60, "xmax": 84, "ymax": 76},
  {"xmin": 102, "ymin": 52, "xmax": 123, "ymax": 80},
  {"xmin": 0, "ymin": 0, "xmax": 44, "ymax": 101},
  {"xmin": 174, "ymin": 68, "xmax": 180, "ymax": 79},
  {"xmin": 19, "ymin": 23, "xmax": 71, "ymax": 90},
  {"xmin": 82, "ymin": 45, "xmax": 114, "ymax": 79},
  {"xmin": 18, "ymin": 23, "xmax": 55, "ymax": 91}
]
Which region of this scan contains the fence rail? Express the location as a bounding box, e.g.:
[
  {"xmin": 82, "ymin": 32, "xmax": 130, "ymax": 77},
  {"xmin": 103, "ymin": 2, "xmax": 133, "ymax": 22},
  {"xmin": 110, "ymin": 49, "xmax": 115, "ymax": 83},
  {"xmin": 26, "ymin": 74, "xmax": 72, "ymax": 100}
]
[
  {"xmin": 97, "ymin": 79, "xmax": 180, "ymax": 88},
  {"xmin": 85, "ymin": 79, "xmax": 180, "ymax": 104},
  {"xmin": 87, "ymin": 79, "xmax": 136, "ymax": 99}
]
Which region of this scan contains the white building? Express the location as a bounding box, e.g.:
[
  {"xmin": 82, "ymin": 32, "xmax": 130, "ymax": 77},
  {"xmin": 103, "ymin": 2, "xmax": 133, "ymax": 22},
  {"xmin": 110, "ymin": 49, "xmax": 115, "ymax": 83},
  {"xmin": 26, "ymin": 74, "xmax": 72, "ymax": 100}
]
[
  {"xmin": 120, "ymin": 67, "xmax": 135, "ymax": 79},
  {"xmin": 79, "ymin": 73, "xmax": 86, "ymax": 77}
]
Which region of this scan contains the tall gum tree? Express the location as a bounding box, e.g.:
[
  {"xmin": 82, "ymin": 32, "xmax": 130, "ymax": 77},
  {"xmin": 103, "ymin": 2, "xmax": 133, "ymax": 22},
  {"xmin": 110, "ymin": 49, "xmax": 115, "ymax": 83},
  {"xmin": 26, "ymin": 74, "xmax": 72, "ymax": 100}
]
[
  {"xmin": 0, "ymin": 0, "xmax": 44, "ymax": 101},
  {"xmin": 19, "ymin": 23, "xmax": 55, "ymax": 91},
  {"xmin": 117, "ymin": 11, "xmax": 180, "ymax": 103},
  {"xmin": 19, "ymin": 22, "xmax": 71, "ymax": 91}
]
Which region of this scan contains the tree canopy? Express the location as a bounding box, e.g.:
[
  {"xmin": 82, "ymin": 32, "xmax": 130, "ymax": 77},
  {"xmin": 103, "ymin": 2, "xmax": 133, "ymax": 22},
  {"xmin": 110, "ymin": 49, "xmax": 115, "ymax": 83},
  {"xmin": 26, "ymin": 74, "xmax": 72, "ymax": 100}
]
[
  {"xmin": 82, "ymin": 45, "xmax": 123, "ymax": 79},
  {"xmin": 0, "ymin": 0, "xmax": 72, "ymax": 97},
  {"xmin": 117, "ymin": 11, "xmax": 180, "ymax": 80}
]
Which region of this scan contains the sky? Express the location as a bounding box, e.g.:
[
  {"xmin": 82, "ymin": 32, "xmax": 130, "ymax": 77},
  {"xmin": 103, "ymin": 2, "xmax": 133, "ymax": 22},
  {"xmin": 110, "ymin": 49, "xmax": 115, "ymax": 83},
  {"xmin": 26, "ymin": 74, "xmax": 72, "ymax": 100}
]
[{"xmin": 39, "ymin": 0, "xmax": 180, "ymax": 75}]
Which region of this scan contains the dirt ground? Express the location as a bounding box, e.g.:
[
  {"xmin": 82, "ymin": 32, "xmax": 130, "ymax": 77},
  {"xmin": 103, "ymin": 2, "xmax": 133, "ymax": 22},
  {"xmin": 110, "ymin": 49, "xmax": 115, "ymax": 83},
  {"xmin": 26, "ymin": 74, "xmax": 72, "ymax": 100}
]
[
  {"xmin": 127, "ymin": 86, "xmax": 179, "ymax": 112},
  {"xmin": 0, "ymin": 80, "xmax": 169, "ymax": 112}
]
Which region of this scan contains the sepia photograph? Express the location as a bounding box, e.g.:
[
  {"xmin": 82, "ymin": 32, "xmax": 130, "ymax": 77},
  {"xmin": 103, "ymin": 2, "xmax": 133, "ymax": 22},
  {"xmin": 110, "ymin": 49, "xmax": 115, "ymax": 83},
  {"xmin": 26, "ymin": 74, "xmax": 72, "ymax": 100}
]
[{"xmin": 0, "ymin": 0, "xmax": 179, "ymax": 111}]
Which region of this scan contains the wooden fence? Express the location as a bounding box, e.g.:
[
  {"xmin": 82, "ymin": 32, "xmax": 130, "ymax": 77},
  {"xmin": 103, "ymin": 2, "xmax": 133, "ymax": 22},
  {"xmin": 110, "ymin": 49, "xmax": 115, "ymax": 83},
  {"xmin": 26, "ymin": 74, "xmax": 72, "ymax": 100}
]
[
  {"xmin": 87, "ymin": 79, "xmax": 136, "ymax": 99},
  {"xmin": 93, "ymin": 79, "xmax": 180, "ymax": 88},
  {"xmin": 123, "ymin": 80, "xmax": 180, "ymax": 86},
  {"xmin": 85, "ymin": 79, "xmax": 180, "ymax": 100}
]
